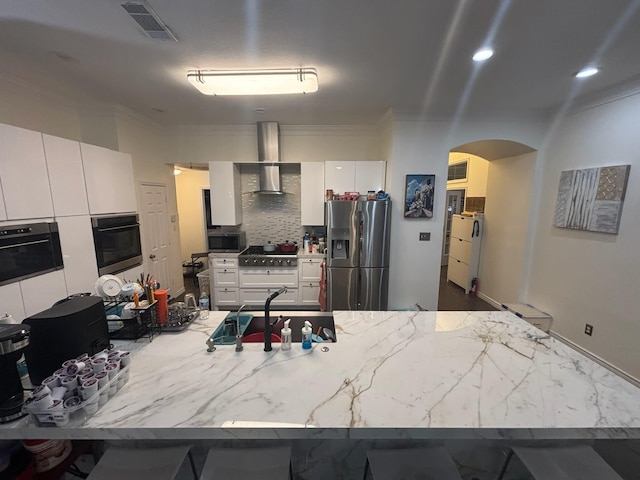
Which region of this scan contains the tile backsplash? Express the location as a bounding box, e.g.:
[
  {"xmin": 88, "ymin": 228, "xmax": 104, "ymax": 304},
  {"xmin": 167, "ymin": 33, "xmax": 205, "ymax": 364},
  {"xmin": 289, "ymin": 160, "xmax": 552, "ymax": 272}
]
[{"xmin": 231, "ymin": 164, "xmax": 321, "ymax": 246}]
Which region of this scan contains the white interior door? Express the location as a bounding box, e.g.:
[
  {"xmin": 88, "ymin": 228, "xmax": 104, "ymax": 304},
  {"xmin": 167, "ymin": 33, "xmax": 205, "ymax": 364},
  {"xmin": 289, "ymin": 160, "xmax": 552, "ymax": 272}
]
[
  {"xmin": 140, "ymin": 184, "xmax": 171, "ymax": 293},
  {"xmin": 441, "ymin": 189, "xmax": 465, "ymax": 266}
]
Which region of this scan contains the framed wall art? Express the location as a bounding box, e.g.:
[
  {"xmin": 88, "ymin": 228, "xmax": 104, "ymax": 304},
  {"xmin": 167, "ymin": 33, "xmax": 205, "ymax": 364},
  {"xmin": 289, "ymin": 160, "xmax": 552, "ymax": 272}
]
[
  {"xmin": 553, "ymin": 164, "xmax": 630, "ymax": 234},
  {"xmin": 404, "ymin": 174, "xmax": 435, "ymax": 218}
]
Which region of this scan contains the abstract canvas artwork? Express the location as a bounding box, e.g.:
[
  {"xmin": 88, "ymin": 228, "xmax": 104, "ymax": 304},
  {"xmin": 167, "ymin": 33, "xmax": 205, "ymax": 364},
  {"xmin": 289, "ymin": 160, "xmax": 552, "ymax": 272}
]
[{"xmin": 553, "ymin": 164, "xmax": 630, "ymax": 234}]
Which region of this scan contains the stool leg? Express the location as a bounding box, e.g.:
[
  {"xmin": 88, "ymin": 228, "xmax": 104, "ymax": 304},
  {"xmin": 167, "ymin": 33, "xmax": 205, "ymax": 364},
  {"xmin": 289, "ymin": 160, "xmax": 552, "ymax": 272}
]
[
  {"xmin": 188, "ymin": 451, "xmax": 198, "ymax": 480},
  {"xmin": 362, "ymin": 457, "xmax": 370, "ymax": 480},
  {"xmin": 496, "ymin": 449, "xmax": 514, "ymax": 480}
]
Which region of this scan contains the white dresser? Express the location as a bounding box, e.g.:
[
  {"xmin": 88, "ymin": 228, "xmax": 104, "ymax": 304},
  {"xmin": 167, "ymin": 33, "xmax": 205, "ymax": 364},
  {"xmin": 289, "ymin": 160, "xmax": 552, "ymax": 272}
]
[{"xmin": 447, "ymin": 214, "xmax": 483, "ymax": 294}]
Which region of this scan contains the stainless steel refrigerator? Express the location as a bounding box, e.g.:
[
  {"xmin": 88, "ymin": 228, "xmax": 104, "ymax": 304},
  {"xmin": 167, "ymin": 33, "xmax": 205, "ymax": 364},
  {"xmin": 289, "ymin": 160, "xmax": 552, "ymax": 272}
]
[{"xmin": 326, "ymin": 199, "xmax": 391, "ymax": 310}]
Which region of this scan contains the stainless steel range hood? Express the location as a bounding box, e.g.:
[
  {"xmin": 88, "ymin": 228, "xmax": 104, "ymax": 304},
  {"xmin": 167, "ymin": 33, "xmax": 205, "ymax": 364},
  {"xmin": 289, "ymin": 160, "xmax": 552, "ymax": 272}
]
[{"xmin": 255, "ymin": 121, "xmax": 284, "ymax": 194}]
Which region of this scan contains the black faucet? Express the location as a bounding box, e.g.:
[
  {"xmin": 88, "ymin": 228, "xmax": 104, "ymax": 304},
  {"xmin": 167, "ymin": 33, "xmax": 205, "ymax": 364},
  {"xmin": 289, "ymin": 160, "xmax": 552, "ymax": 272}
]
[{"xmin": 264, "ymin": 286, "xmax": 287, "ymax": 351}]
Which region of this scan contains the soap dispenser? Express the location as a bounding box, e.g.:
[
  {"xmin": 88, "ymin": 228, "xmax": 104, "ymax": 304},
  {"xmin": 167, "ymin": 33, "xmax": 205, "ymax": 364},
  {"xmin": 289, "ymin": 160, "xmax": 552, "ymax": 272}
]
[
  {"xmin": 281, "ymin": 319, "xmax": 292, "ymax": 351},
  {"xmin": 301, "ymin": 320, "xmax": 312, "ymax": 350}
]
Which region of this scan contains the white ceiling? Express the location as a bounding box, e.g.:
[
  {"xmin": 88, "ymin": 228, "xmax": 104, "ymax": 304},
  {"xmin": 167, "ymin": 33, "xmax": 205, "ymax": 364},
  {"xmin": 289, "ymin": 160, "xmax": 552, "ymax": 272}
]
[{"xmin": 2, "ymin": 0, "xmax": 640, "ymax": 126}]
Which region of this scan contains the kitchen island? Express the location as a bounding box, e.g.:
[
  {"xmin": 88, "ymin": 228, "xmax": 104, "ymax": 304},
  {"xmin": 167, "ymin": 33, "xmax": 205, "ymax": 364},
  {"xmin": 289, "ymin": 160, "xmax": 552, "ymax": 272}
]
[{"xmin": 2, "ymin": 310, "xmax": 640, "ymax": 441}]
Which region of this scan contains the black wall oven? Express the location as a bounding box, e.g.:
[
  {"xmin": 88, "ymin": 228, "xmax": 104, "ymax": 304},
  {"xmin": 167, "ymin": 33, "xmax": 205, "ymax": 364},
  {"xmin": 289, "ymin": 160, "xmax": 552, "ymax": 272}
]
[
  {"xmin": 91, "ymin": 214, "xmax": 143, "ymax": 276},
  {"xmin": 0, "ymin": 222, "xmax": 64, "ymax": 286}
]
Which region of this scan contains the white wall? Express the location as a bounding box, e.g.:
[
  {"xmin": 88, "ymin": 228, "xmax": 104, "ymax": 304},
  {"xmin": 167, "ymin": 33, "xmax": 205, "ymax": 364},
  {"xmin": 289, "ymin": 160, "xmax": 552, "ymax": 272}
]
[
  {"xmin": 480, "ymin": 152, "xmax": 536, "ymax": 305},
  {"xmin": 175, "ymin": 169, "xmax": 210, "ymax": 261},
  {"xmin": 0, "ymin": 77, "xmax": 81, "ymax": 141},
  {"xmin": 166, "ymin": 125, "xmax": 380, "ymax": 164},
  {"xmin": 115, "ymin": 112, "xmax": 185, "ymax": 297},
  {"xmin": 387, "ymin": 117, "xmax": 545, "ymax": 311},
  {"xmin": 527, "ymin": 93, "xmax": 640, "ymax": 380}
]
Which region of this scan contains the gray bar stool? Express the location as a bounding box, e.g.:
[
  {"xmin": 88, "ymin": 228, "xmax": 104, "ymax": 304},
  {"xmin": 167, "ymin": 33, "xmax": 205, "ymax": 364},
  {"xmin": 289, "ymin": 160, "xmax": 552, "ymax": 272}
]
[
  {"xmin": 497, "ymin": 445, "xmax": 623, "ymax": 480},
  {"xmin": 199, "ymin": 446, "xmax": 293, "ymax": 480},
  {"xmin": 86, "ymin": 445, "xmax": 197, "ymax": 480},
  {"xmin": 362, "ymin": 447, "xmax": 462, "ymax": 480}
]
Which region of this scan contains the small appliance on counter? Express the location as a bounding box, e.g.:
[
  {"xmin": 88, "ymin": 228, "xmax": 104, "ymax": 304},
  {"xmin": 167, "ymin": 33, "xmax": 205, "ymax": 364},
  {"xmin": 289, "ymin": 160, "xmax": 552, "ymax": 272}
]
[
  {"xmin": 0, "ymin": 323, "xmax": 30, "ymax": 423},
  {"xmin": 22, "ymin": 297, "xmax": 110, "ymax": 385}
]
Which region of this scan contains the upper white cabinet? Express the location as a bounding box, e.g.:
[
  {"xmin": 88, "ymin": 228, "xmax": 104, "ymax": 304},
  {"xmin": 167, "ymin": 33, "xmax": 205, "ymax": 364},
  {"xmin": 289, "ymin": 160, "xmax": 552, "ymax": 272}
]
[
  {"xmin": 0, "ymin": 124, "xmax": 54, "ymax": 220},
  {"xmin": 81, "ymin": 143, "xmax": 137, "ymax": 215},
  {"xmin": 301, "ymin": 162, "xmax": 325, "ymax": 226},
  {"xmin": 209, "ymin": 161, "xmax": 242, "ymax": 226},
  {"xmin": 20, "ymin": 270, "xmax": 68, "ymax": 318},
  {"xmin": 324, "ymin": 161, "xmax": 357, "ymax": 195},
  {"xmin": 355, "ymin": 161, "xmax": 386, "ymax": 194},
  {"xmin": 43, "ymin": 134, "xmax": 89, "ymax": 217},
  {"xmin": 324, "ymin": 161, "xmax": 386, "ymax": 195}
]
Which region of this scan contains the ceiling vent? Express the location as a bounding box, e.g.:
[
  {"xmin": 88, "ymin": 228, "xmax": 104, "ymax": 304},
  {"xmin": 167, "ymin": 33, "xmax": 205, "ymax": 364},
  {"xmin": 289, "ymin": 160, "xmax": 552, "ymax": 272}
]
[{"xmin": 121, "ymin": 1, "xmax": 177, "ymax": 41}]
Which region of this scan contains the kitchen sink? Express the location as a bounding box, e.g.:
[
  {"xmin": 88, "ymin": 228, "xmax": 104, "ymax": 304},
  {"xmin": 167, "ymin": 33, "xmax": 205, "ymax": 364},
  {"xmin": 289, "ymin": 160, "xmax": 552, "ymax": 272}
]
[
  {"xmin": 242, "ymin": 311, "xmax": 336, "ymax": 343},
  {"xmin": 209, "ymin": 313, "xmax": 254, "ymax": 345}
]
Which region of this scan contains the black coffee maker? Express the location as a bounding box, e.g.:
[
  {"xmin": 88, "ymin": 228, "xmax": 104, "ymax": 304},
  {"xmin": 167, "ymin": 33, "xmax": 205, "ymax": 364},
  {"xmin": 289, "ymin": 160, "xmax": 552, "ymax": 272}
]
[{"xmin": 0, "ymin": 323, "xmax": 30, "ymax": 423}]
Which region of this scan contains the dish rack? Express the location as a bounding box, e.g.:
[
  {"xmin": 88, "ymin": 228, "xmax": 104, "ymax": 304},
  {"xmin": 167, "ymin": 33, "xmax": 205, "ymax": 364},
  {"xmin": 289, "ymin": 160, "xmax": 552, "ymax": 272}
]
[{"xmin": 23, "ymin": 350, "xmax": 131, "ymax": 427}]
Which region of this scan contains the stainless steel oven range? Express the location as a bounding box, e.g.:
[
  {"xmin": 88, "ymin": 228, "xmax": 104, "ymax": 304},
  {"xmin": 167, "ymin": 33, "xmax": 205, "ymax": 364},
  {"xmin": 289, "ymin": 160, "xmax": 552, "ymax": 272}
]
[{"xmin": 238, "ymin": 246, "xmax": 298, "ymax": 267}]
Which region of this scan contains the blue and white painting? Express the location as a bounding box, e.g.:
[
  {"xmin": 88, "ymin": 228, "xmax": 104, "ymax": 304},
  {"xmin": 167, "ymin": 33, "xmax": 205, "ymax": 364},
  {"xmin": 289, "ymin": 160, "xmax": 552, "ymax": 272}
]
[
  {"xmin": 553, "ymin": 164, "xmax": 630, "ymax": 234},
  {"xmin": 404, "ymin": 174, "xmax": 435, "ymax": 218}
]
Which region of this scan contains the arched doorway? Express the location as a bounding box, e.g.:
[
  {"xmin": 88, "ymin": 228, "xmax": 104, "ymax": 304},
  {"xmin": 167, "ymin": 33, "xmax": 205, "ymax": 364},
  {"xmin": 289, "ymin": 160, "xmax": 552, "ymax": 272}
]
[{"xmin": 439, "ymin": 139, "xmax": 538, "ymax": 310}]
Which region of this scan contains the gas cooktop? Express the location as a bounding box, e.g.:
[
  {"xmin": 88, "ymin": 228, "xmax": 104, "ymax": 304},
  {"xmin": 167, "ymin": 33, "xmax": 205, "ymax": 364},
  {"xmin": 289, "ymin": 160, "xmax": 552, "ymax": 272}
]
[{"xmin": 239, "ymin": 245, "xmax": 298, "ymax": 267}]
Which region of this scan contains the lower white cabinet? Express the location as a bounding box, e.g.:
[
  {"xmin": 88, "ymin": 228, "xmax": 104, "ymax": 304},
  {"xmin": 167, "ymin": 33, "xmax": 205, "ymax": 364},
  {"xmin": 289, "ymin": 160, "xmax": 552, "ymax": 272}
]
[
  {"xmin": 210, "ymin": 253, "xmax": 240, "ymax": 308},
  {"xmin": 239, "ymin": 269, "xmax": 298, "ymax": 288},
  {"xmin": 214, "ymin": 287, "xmax": 240, "ymax": 306},
  {"xmin": 298, "ymin": 257, "xmax": 322, "ymax": 306},
  {"xmin": 239, "ymin": 287, "xmax": 299, "ymax": 306}
]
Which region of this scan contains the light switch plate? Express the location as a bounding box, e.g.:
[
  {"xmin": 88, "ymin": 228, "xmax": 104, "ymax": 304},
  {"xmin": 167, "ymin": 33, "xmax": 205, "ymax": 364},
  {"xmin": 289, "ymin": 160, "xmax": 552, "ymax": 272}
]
[{"xmin": 419, "ymin": 232, "xmax": 430, "ymax": 241}]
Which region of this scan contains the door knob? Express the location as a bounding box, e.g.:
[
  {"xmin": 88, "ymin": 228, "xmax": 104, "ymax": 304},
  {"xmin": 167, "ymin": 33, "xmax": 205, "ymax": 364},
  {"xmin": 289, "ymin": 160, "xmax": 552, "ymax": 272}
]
[{"xmin": 149, "ymin": 254, "xmax": 156, "ymax": 259}]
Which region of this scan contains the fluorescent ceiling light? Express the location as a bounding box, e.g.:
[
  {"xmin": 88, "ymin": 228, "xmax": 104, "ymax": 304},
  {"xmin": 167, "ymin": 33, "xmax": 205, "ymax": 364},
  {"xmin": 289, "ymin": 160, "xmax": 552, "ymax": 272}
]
[
  {"xmin": 575, "ymin": 66, "xmax": 599, "ymax": 78},
  {"xmin": 472, "ymin": 48, "xmax": 494, "ymax": 62},
  {"xmin": 187, "ymin": 68, "xmax": 318, "ymax": 95}
]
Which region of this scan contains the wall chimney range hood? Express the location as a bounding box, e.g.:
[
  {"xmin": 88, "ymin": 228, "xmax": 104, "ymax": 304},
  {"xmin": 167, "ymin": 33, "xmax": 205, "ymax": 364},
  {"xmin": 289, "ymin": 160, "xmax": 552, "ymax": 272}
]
[{"xmin": 255, "ymin": 121, "xmax": 284, "ymax": 194}]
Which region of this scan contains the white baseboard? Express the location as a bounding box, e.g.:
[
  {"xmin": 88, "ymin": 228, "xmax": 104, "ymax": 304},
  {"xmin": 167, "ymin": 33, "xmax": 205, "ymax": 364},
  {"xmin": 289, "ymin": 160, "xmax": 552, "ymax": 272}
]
[
  {"xmin": 550, "ymin": 331, "xmax": 640, "ymax": 388},
  {"xmin": 477, "ymin": 291, "xmax": 502, "ymax": 310}
]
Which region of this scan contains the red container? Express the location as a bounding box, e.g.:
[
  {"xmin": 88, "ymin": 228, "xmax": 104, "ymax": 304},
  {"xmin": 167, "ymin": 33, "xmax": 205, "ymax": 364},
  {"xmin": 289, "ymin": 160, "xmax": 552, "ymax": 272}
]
[{"xmin": 154, "ymin": 289, "xmax": 168, "ymax": 325}]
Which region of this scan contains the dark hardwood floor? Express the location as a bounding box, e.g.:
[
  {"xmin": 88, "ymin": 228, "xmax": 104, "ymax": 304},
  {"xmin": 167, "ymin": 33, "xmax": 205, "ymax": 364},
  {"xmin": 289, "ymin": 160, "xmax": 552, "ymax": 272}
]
[{"xmin": 438, "ymin": 265, "xmax": 497, "ymax": 311}]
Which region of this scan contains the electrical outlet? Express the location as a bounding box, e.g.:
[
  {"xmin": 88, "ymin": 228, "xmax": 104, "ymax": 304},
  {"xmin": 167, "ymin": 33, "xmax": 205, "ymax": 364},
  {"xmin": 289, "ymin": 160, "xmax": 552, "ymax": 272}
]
[
  {"xmin": 419, "ymin": 232, "xmax": 430, "ymax": 241},
  {"xmin": 584, "ymin": 324, "xmax": 593, "ymax": 336}
]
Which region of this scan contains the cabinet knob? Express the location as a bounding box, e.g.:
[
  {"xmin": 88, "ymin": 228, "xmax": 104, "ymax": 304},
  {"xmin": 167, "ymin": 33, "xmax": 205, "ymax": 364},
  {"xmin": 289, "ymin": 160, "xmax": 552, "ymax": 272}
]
[{"xmin": 224, "ymin": 269, "xmax": 227, "ymax": 272}]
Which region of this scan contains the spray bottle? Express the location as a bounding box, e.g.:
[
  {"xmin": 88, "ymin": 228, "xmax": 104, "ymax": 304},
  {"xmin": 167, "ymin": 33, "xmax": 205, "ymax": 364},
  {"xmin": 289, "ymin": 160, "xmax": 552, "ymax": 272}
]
[
  {"xmin": 281, "ymin": 319, "xmax": 292, "ymax": 351},
  {"xmin": 301, "ymin": 320, "xmax": 312, "ymax": 350}
]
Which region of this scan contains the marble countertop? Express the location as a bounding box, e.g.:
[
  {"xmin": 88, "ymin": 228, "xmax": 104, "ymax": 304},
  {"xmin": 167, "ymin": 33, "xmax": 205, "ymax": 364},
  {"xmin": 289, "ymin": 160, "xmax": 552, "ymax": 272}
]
[{"xmin": 3, "ymin": 310, "xmax": 640, "ymax": 440}]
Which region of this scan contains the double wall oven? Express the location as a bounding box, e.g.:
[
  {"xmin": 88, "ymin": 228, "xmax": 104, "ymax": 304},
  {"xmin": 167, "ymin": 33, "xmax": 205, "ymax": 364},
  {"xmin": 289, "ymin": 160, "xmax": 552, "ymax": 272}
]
[{"xmin": 91, "ymin": 214, "xmax": 143, "ymax": 276}]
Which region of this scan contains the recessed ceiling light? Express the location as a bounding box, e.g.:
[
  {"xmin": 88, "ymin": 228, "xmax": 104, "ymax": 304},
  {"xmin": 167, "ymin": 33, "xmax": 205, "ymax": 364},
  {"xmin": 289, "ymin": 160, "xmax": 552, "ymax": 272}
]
[
  {"xmin": 575, "ymin": 66, "xmax": 600, "ymax": 78},
  {"xmin": 472, "ymin": 48, "xmax": 494, "ymax": 62}
]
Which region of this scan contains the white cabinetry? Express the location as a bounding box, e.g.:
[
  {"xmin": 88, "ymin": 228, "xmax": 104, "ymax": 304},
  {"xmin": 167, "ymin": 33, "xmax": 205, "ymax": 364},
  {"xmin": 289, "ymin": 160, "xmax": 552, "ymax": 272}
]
[
  {"xmin": 20, "ymin": 270, "xmax": 68, "ymax": 317},
  {"xmin": 43, "ymin": 135, "xmax": 89, "ymax": 217},
  {"xmin": 324, "ymin": 161, "xmax": 386, "ymax": 195},
  {"xmin": 298, "ymin": 257, "xmax": 322, "ymax": 306},
  {"xmin": 0, "ymin": 183, "xmax": 6, "ymax": 221},
  {"xmin": 239, "ymin": 268, "xmax": 298, "ymax": 307},
  {"xmin": 81, "ymin": 143, "xmax": 137, "ymax": 215},
  {"xmin": 447, "ymin": 214, "xmax": 483, "ymax": 294},
  {"xmin": 0, "ymin": 124, "xmax": 54, "ymax": 220},
  {"xmin": 0, "ymin": 282, "xmax": 26, "ymax": 322},
  {"xmin": 57, "ymin": 216, "xmax": 98, "ymax": 295},
  {"xmin": 301, "ymin": 162, "xmax": 325, "ymax": 226},
  {"xmin": 210, "ymin": 254, "xmax": 240, "ymax": 307},
  {"xmin": 209, "ymin": 162, "xmax": 242, "ymax": 226}
]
